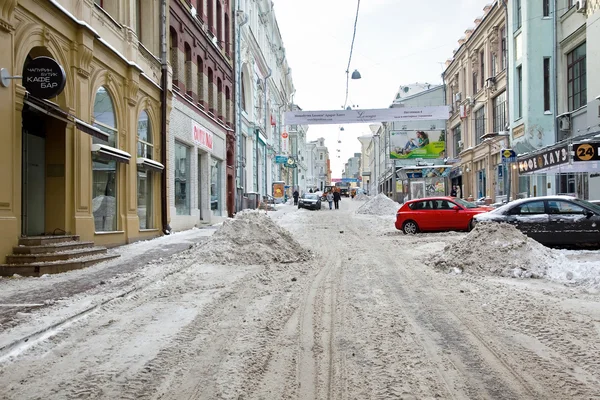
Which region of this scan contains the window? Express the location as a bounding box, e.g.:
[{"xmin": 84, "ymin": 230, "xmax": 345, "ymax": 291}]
[
  {"xmin": 567, "ymin": 42, "xmax": 586, "ymax": 111},
  {"xmin": 224, "ymin": 13, "xmax": 231, "ymax": 56},
  {"xmin": 211, "ymin": 158, "xmax": 221, "ymax": 214},
  {"xmin": 95, "ymin": 0, "xmax": 103, "ymax": 7},
  {"xmin": 475, "ymin": 107, "xmax": 485, "ymax": 145},
  {"xmin": 207, "ymin": 0, "xmax": 214, "ymax": 33},
  {"xmin": 93, "ymin": 87, "xmax": 118, "ymax": 147},
  {"xmin": 169, "ymin": 28, "xmax": 178, "ymax": 86},
  {"xmin": 491, "ymin": 52, "xmax": 497, "ymax": 77},
  {"xmin": 241, "ymin": 71, "xmax": 246, "ymax": 112},
  {"xmin": 517, "ymin": 66, "xmax": 523, "ymax": 118},
  {"xmin": 216, "ymin": 1, "xmax": 223, "ymax": 47},
  {"xmin": 509, "ymin": 201, "xmax": 545, "ymax": 215},
  {"xmin": 208, "ymin": 68, "xmax": 214, "ymax": 113},
  {"xmin": 184, "ymin": 43, "xmax": 192, "ymax": 96},
  {"xmin": 480, "ymin": 50, "xmax": 485, "ymax": 89},
  {"xmin": 135, "ymin": 0, "xmax": 142, "ymax": 39},
  {"xmin": 472, "ymin": 72, "xmax": 478, "ymax": 94},
  {"xmin": 225, "ymin": 86, "xmax": 231, "ymax": 125},
  {"xmin": 547, "ymin": 200, "xmax": 585, "ymax": 214},
  {"xmin": 197, "ymin": 56, "xmax": 204, "ymax": 106},
  {"xmin": 175, "ymin": 142, "xmax": 190, "ymax": 215},
  {"xmin": 137, "ymin": 111, "xmax": 153, "ymax": 229},
  {"xmin": 217, "ymin": 77, "xmax": 223, "ymax": 119},
  {"xmin": 453, "ymin": 124, "xmax": 462, "ymax": 158},
  {"xmin": 500, "ymin": 27, "xmax": 507, "ymax": 70},
  {"xmin": 319, "ymin": 152, "xmax": 324, "ymax": 160},
  {"xmin": 493, "ymin": 91, "xmax": 506, "ymax": 133},
  {"xmin": 544, "ymin": 58, "xmax": 551, "ymax": 112},
  {"xmin": 543, "ymin": 0, "xmax": 550, "ymax": 17},
  {"xmin": 92, "ymin": 87, "xmax": 118, "ymax": 232},
  {"xmin": 515, "ymin": 0, "xmax": 522, "ymax": 30}
]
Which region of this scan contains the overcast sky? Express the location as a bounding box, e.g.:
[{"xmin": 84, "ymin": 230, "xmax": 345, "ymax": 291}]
[{"xmin": 274, "ymin": 0, "xmax": 491, "ymax": 177}]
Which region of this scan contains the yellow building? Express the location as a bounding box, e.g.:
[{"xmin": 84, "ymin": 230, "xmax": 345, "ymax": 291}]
[
  {"xmin": 0, "ymin": 0, "xmax": 169, "ymax": 266},
  {"xmin": 443, "ymin": 1, "xmax": 517, "ymax": 202}
]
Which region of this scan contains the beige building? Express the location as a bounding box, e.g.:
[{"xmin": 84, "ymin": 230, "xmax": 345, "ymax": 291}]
[
  {"xmin": 444, "ymin": 1, "xmax": 515, "ymax": 202},
  {"xmin": 0, "ymin": 0, "xmax": 169, "ymax": 266}
]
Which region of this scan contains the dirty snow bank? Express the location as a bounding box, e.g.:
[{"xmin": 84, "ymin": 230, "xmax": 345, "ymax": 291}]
[
  {"xmin": 429, "ymin": 222, "xmax": 563, "ymax": 278},
  {"xmin": 192, "ymin": 210, "xmax": 312, "ymax": 265},
  {"xmin": 355, "ymin": 192, "xmax": 371, "ymax": 201},
  {"xmin": 355, "ymin": 193, "xmax": 401, "ymax": 216}
]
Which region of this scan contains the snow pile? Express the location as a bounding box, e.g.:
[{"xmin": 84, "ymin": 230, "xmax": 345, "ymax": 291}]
[
  {"xmin": 192, "ymin": 210, "xmax": 311, "ymax": 265},
  {"xmin": 355, "ymin": 193, "xmax": 401, "ymax": 216},
  {"xmin": 429, "ymin": 222, "xmax": 563, "ymax": 278},
  {"xmin": 355, "ymin": 192, "xmax": 371, "ymax": 201}
]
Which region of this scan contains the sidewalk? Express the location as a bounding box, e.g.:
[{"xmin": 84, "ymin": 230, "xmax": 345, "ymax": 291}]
[{"xmin": 0, "ymin": 227, "xmax": 217, "ymax": 330}]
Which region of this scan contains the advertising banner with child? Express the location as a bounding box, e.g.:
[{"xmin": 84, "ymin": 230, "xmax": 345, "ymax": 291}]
[{"xmin": 390, "ymin": 130, "xmax": 446, "ymax": 159}]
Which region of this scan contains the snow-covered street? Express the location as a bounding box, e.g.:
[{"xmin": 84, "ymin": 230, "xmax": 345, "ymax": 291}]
[{"xmin": 1, "ymin": 197, "xmax": 599, "ymax": 399}]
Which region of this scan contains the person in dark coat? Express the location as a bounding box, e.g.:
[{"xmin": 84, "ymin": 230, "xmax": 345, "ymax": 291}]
[
  {"xmin": 333, "ymin": 190, "xmax": 341, "ymax": 209},
  {"xmin": 293, "ymin": 189, "xmax": 299, "ymax": 205},
  {"xmin": 450, "ymin": 185, "xmax": 457, "ymax": 197}
]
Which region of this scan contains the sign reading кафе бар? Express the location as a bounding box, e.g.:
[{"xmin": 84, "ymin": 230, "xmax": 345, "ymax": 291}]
[{"xmin": 22, "ymin": 56, "xmax": 66, "ymax": 99}]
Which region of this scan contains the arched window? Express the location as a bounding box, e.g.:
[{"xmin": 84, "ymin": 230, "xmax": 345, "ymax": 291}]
[
  {"xmin": 217, "ymin": 77, "xmax": 223, "ymax": 120},
  {"xmin": 169, "ymin": 28, "xmax": 179, "ymax": 86},
  {"xmin": 92, "ymin": 86, "xmax": 118, "ymax": 232},
  {"xmin": 93, "ymin": 86, "xmax": 117, "ymax": 147},
  {"xmin": 137, "ymin": 110, "xmax": 154, "ymax": 229},
  {"xmin": 197, "ymin": 55, "xmax": 204, "ymax": 106},
  {"xmin": 184, "ymin": 43, "xmax": 192, "ymax": 96},
  {"xmin": 208, "ymin": 67, "xmax": 214, "ymax": 114}
]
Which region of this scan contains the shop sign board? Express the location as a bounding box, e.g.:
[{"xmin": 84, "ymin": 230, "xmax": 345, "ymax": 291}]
[
  {"xmin": 275, "ymin": 155, "xmax": 288, "ymax": 164},
  {"xmin": 390, "ymin": 130, "xmax": 446, "ymax": 159},
  {"xmin": 192, "ymin": 121, "xmax": 214, "ymax": 152},
  {"xmin": 22, "ymin": 56, "xmax": 66, "ymax": 99},
  {"xmin": 518, "ymin": 145, "xmax": 568, "ymax": 173},
  {"xmin": 573, "ymin": 142, "xmax": 600, "ymax": 162},
  {"xmin": 501, "ymin": 149, "xmax": 517, "ymax": 163}
]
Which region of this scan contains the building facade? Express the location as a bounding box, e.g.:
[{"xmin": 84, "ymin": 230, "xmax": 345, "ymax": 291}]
[
  {"xmin": 444, "ymin": 1, "xmax": 510, "ymax": 202},
  {"xmin": 311, "ymin": 138, "xmax": 330, "ymax": 191},
  {"xmin": 236, "ymin": 0, "xmax": 294, "ymax": 206},
  {"xmin": 0, "ymin": 0, "xmax": 168, "ymax": 263},
  {"xmin": 512, "ymin": 0, "xmax": 600, "ymax": 201},
  {"xmin": 168, "ymin": 0, "xmax": 235, "ymax": 231}
]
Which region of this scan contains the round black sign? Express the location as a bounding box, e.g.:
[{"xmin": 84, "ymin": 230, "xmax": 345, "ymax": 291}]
[{"xmin": 22, "ymin": 56, "xmax": 66, "ymax": 99}]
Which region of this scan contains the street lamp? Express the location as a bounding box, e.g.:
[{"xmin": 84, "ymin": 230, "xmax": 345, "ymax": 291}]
[{"xmin": 351, "ymin": 69, "xmax": 362, "ymax": 79}]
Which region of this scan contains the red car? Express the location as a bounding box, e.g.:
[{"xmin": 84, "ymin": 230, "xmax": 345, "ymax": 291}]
[{"xmin": 395, "ymin": 196, "xmax": 493, "ymax": 234}]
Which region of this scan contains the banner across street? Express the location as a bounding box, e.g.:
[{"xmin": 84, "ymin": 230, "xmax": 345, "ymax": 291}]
[{"xmin": 284, "ymin": 106, "xmax": 450, "ymax": 125}]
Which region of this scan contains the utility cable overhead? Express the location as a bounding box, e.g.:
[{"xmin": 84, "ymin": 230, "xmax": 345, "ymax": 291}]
[{"xmin": 343, "ymin": 0, "xmax": 361, "ymax": 109}]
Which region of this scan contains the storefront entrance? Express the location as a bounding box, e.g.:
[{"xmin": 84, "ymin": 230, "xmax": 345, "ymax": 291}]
[{"xmin": 21, "ymin": 104, "xmax": 67, "ymax": 236}]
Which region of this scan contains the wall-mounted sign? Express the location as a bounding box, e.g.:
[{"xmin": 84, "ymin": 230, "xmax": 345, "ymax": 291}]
[
  {"xmin": 23, "ymin": 56, "xmax": 66, "ymax": 99},
  {"xmin": 192, "ymin": 121, "xmax": 214, "ymax": 151},
  {"xmin": 573, "ymin": 142, "xmax": 600, "ymax": 162},
  {"xmin": 284, "ymin": 106, "xmax": 449, "ymax": 125},
  {"xmin": 518, "ymin": 145, "xmax": 568, "ymax": 174},
  {"xmin": 275, "ymin": 155, "xmax": 288, "ymax": 164},
  {"xmin": 501, "ymin": 149, "xmax": 517, "ymax": 163},
  {"xmin": 285, "ymin": 157, "xmax": 297, "ymax": 168}
]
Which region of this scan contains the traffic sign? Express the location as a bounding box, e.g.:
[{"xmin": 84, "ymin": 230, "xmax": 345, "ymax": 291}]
[{"xmin": 281, "ymin": 132, "xmax": 289, "ymax": 139}]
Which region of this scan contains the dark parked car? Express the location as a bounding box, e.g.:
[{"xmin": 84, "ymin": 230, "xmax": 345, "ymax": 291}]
[
  {"xmin": 473, "ymin": 196, "xmax": 600, "ymax": 248},
  {"xmin": 395, "ymin": 196, "xmax": 493, "ymax": 234},
  {"xmin": 298, "ymin": 193, "xmax": 322, "ymax": 210}
]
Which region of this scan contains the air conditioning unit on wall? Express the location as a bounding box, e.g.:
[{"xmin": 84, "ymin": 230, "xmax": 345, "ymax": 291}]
[
  {"xmin": 454, "ymin": 92, "xmax": 462, "ymax": 102},
  {"xmin": 576, "ymin": 0, "xmax": 587, "ymax": 13},
  {"xmin": 559, "ymin": 115, "xmax": 571, "ymax": 131}
]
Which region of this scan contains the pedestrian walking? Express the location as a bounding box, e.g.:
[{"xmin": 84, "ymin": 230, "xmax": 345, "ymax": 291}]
[
  {"xmin": 450, "ymin": 185, "xmax": 457, "ymax": 197},
  {"xmin": 326, "ymin": 191, "xmax": 334, "ymax": 210},
  {"xmin": 293, "ymin": 189, "xmax": 299, "ymax": 206},
  {"xmin": 333, "ymin": 190, "xmax": 341, "ymax": 210}
]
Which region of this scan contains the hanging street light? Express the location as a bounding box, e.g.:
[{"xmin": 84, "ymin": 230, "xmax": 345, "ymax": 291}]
[{"xmin": 351, "ymin": 69, "xmax": 361, "ymax": 79}]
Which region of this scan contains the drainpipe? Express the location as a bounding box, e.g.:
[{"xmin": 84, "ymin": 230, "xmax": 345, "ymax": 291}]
[
  {"xmin": 501, "ymin": 0, "xmax": 512, "ymax": 202},
  {"xmin": 552, "ymin": 0, "xmax": 558, "ymax": 143},
  {"xmin": 159, "ymin": 0, "xmax": 171, "ymax": 234},
  {"xmin": 262, "ymin": 68, "xmax": 272, "ymax": 196},
  {"xmin": 235, "ymin": 4, "xmax": 248, "ymax": 212}
]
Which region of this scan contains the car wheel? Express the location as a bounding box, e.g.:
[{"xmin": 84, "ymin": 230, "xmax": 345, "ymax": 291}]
[
  {"xmin": 298, "ymin": 205, "xmax": 301, "ymax": 209},
  {"xmin": 402, "ymin": 220, "xmax": 419, "ymax": 235},
  {"xmin": 468, "ymin": 219, "xmax": 475, "ymax": 232}
]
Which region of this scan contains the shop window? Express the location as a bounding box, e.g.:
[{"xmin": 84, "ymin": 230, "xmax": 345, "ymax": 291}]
[
  {"xmin": 92, "ymin": 86, "xmax": 118, "ymax": 232},
  {"xmin": 137, "ymin": 111, "xmax": 154, "ymax": 229},
  {"xmin": 175, "ymin": 142, "xmax": 191, "ymax": 215},
  {"xmin": 211, "ymin": 158, "xmax": 221, "ymax": 215}
]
